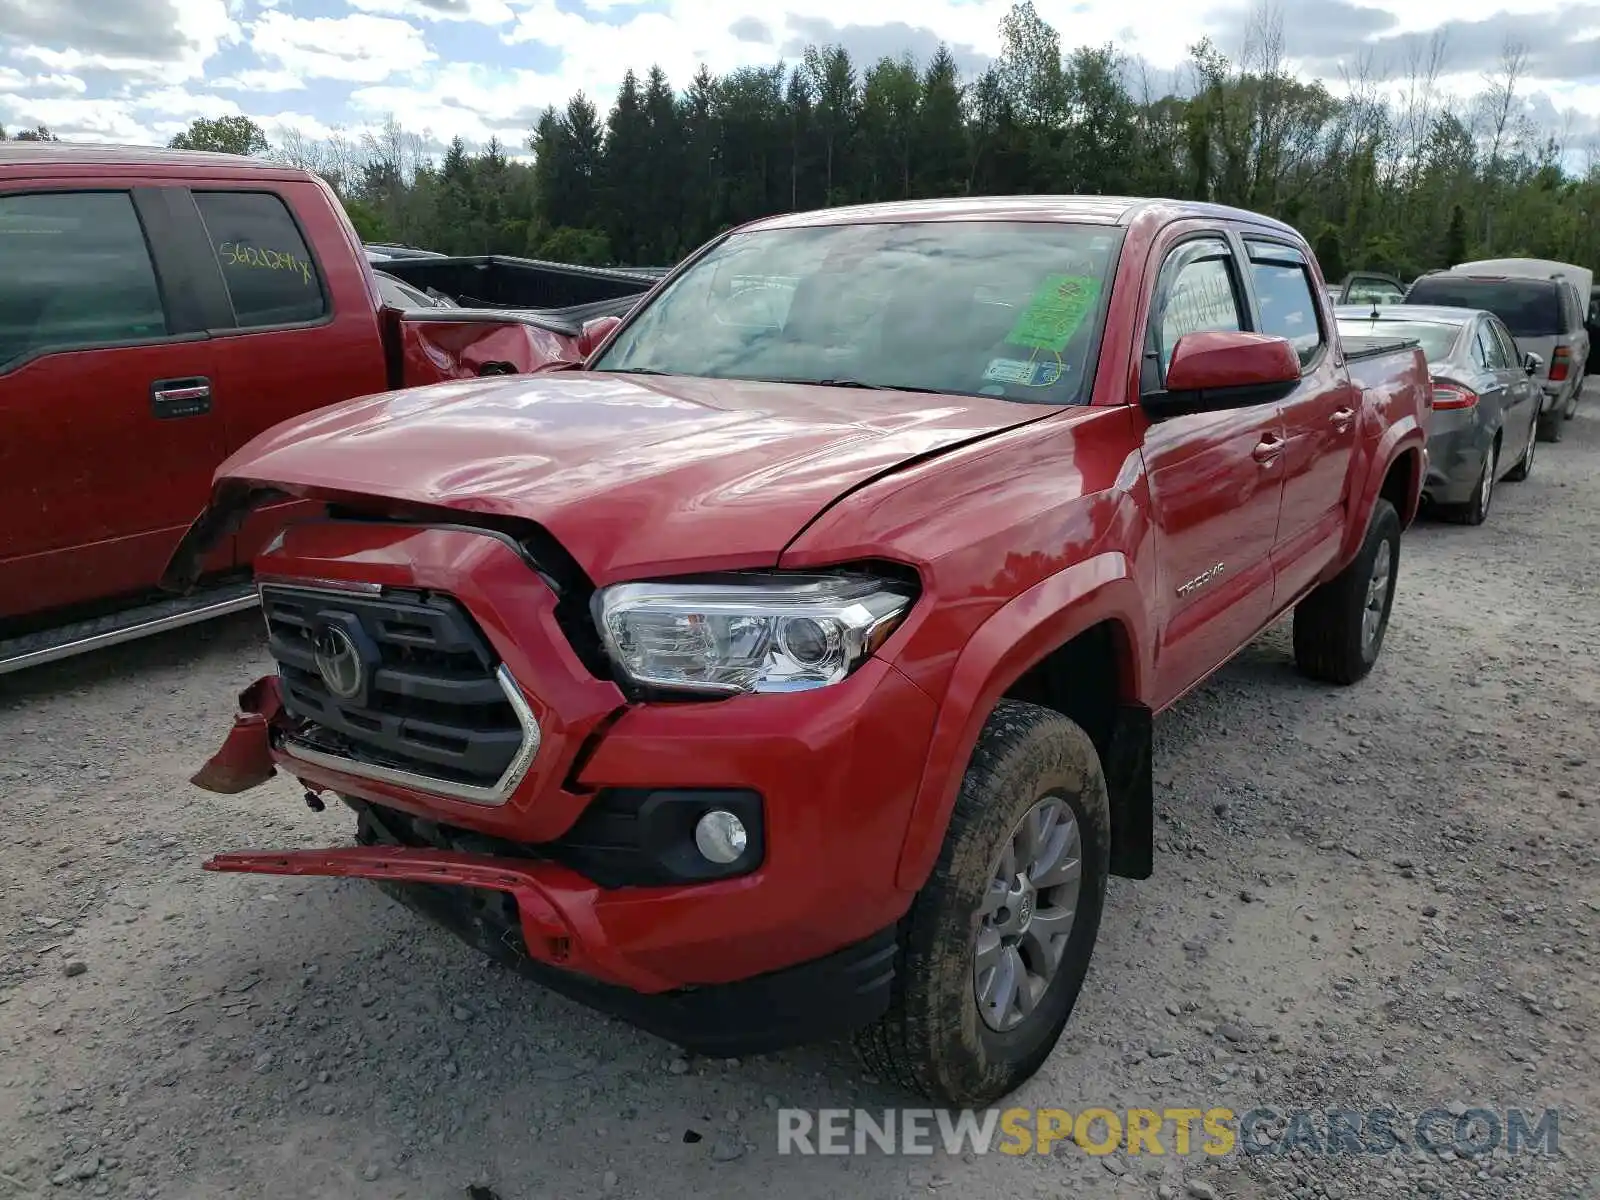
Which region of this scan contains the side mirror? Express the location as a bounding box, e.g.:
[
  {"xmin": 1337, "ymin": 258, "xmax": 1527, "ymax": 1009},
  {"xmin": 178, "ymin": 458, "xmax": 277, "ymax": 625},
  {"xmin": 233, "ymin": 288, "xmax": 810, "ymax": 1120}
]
[
  {"xmin": 1523, "ymin": 352, "xmax": 1543, "ymax": 376},
  {"xmin": 577, "ymin": 315, "xmax": 622, "ymax": 358},
  {"xmin": 1145, "ymin": 331, "xmax": 1302, "ymax": 417}
]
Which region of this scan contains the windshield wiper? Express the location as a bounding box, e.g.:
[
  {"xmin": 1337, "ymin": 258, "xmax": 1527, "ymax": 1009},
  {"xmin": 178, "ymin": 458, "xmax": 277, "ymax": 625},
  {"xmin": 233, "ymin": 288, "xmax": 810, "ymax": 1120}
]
[
  {"xmin": 605, "ymin": 366, "xmax": 672, "ymax": 376},
  {"xmin": 769, "ymin": 377, "xmax": 952, "ymax": 396}
]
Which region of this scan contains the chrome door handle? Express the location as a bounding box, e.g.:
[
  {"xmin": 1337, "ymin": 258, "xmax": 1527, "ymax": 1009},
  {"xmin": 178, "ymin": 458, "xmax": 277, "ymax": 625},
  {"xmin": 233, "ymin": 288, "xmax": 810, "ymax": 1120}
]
[
  {"xmin": 151, "ymin": 377, "xmax": 212, "ymax": 419},
  {"xmin": 1252, "ymin": 435, "xmax": 1284, "ymax": 463}
]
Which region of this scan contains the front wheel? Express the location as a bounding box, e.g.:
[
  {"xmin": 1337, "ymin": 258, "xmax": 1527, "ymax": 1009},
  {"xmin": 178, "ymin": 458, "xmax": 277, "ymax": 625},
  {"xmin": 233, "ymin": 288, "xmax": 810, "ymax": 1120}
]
[
  {"xmin": 1292, "ymin": 498, "xmax": 1402, "ymax": 685},
  {"xmin": 854, "ymin": 700, "xmax": 1109, "ymax": 1107}
]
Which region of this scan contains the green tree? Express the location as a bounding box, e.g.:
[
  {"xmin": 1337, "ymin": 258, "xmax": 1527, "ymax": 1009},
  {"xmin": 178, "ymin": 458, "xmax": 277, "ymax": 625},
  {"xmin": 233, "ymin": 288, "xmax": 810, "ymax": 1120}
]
[{"xmin": 169, "ymin": 115, "xmax": 269, "ymax": 155}]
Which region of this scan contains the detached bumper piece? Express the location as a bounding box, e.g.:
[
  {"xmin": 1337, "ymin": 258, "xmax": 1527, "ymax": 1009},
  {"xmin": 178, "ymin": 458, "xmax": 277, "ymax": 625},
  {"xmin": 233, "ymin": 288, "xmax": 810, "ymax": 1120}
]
[{"xmin": 203, "ymin": 842, "xmax": 897, "ymax": 1055}]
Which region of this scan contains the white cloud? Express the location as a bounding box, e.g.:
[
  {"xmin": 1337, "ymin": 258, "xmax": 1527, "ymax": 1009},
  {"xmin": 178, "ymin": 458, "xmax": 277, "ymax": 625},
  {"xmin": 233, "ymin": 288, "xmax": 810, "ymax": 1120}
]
[
  {"xmin": 0, "ymin": 94, "xmax": 155, "ymax": 141},
  {"xmin": 7, "ymin": 0, "xmax": 240, "ymax": 84},
  {"xmin": 0, "ymin": 69, "xmax": 87, "ymax": 95},
  {"xmin": 211, "ymin": 68, "xmax": 307, "ymax": 92},
  {"xmin": 248, "ymin": 11, "xmax": 436, "ymax": 83},
  {"xmin": 348, "ymin": 0, "xmax": 516, "ymax": 22},
  {"xmin": 350, "ymin": 63, "xmax": 554, "ymax": 142}
]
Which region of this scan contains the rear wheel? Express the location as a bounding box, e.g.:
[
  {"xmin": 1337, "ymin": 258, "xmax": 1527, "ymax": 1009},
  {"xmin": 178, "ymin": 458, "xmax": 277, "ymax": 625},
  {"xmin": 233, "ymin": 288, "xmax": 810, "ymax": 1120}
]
[
  {"xmin": 1293, "ymin": 498, "xmax": 1401, "ymax": 685},
  {"xmin": 1564, "ymin": 384, "xmax": 1582, "ymax": 419},
  {"xmin": 854, "ymin": 700, "xmax": 1109, "ymax": 1107},
  {"xmin": 1454, "ymin": 438, "xmax": 1497, "ymax": 526}
]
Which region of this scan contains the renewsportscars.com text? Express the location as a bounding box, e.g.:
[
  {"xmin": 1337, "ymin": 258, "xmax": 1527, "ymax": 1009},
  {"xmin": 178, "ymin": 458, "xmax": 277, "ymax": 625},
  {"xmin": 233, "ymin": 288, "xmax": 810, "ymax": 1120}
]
[{"xmin": 776, "ymin": 1106, "xmax": 1560, "ymax": 1158}]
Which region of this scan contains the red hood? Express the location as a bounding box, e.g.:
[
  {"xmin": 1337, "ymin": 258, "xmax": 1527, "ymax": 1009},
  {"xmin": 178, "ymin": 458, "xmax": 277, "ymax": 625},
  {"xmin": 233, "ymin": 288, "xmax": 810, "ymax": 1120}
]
[{"xmin": 212, "ymin": 371, "xmax": 1057, "ymax": 583}]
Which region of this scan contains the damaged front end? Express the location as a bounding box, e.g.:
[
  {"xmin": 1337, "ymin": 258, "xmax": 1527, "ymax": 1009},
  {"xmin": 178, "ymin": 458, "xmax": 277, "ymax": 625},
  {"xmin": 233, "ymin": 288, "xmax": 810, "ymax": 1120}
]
[{"xmin": 189, "ymin": 676, "xmax": 284, "ymax": 795}]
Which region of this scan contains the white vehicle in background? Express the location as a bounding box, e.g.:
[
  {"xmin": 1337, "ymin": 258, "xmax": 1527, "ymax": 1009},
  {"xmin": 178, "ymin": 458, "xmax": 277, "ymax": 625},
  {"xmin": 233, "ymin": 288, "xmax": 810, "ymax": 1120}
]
[{"xmin": 1407, "ymin": 259, "xmax": 1591, "ymax": 442}]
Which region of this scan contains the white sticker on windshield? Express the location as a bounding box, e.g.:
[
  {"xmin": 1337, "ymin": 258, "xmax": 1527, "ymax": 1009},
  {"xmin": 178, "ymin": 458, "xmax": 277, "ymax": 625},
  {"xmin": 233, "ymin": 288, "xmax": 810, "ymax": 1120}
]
[{"xmin": 984, "ymin": 357, "xmax": 1064, "ymax": 387}]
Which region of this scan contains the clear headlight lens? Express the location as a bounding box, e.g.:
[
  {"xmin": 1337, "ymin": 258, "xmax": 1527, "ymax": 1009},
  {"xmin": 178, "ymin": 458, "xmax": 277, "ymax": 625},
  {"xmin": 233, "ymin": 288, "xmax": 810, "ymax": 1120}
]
[{"xmin": 593, "ymin": 572, "xmax": 914, "ymax": 694}]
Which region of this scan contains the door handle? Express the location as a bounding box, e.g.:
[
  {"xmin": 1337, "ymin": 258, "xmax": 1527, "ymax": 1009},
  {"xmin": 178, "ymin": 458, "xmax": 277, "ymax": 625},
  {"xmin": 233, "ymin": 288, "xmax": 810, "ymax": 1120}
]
[
  {"xmin": 1252, "ymin": 434, "xmax": 1285, "ymax": 463},
  {"xmin": 1330, "ymin": 406, "xmax": 1356, "ymax": 431},
  {"xmin": 151, "ymin": 377, "xmax": 212, "ymax": 419}
]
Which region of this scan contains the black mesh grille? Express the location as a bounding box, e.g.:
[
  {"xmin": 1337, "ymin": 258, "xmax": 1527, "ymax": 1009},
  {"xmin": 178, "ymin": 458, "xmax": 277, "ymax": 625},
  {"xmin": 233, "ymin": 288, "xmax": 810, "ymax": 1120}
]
[{"xmin": 262, "ymin": 585, "xmax": 524, "ymax": 789}]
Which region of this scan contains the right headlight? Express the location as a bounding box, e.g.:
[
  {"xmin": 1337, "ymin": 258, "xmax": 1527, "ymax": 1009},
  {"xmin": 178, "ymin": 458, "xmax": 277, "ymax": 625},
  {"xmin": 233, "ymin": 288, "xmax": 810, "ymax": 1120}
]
[{"xmin": 592, "ymin": 571, "xmax": 914, "ymax": 695}]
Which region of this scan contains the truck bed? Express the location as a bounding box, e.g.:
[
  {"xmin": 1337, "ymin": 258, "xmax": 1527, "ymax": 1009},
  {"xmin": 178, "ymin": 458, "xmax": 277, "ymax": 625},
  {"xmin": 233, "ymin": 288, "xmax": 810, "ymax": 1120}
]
[{"xmin": 376, "ymin": 254, "xmax": 659, "ymax": 310}]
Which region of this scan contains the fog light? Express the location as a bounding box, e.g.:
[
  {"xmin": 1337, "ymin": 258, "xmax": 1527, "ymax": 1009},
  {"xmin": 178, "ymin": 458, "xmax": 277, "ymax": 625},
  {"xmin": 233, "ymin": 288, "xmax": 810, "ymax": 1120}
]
[{"xmin": 694, "ymin": 810, "xmax": 748, "ymax": 864}]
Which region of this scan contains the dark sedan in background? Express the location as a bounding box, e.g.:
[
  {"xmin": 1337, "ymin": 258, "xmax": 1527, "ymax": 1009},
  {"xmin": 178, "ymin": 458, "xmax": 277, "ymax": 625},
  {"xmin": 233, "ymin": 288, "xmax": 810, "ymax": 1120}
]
[{"xmin": 1336, "ymin": 304, "xmax": 1543, "ymax": 525}]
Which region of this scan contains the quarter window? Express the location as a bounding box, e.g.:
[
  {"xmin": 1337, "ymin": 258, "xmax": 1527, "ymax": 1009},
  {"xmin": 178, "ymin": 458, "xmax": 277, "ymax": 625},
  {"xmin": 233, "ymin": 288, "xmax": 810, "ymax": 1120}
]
[
  {"xmin": 0, "ymin": 191, "xmax": 168, "ymax": 369},
  {"xmin": 193, "ymin": 191, "xmax": 326, "ymax": 329}
]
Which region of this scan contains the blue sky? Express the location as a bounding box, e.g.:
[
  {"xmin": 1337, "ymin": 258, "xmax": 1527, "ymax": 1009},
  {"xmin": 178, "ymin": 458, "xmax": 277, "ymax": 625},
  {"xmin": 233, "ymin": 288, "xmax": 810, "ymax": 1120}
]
[{"xmin": 1, "ymin": 0, "xmax": 1597, "ymax": 153}]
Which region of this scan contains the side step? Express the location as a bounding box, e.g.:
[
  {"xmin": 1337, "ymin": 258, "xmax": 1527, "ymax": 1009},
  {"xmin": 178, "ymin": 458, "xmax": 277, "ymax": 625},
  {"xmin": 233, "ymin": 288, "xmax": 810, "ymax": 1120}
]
[{"xmin": 0, "ymin": 582, "xmax": 260, "ymax": 676}]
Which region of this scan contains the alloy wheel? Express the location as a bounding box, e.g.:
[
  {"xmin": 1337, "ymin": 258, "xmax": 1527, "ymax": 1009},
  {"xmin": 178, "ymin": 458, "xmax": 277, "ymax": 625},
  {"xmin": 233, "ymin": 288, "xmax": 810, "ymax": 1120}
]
[{"xmin": 973, "ymin": 795, "xmax": 1082, "ymax": 1033}]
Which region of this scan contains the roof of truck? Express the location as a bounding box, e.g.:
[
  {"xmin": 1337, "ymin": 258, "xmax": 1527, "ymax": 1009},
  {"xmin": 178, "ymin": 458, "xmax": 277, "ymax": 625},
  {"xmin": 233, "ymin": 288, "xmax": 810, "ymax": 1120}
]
[
  {"xmin": 741, "ymin": 195, "xmax": 1303, "ymax": 236},
  {"xmin": 0, "ymin": 141, "xmax": 316, "ymax": 180}
]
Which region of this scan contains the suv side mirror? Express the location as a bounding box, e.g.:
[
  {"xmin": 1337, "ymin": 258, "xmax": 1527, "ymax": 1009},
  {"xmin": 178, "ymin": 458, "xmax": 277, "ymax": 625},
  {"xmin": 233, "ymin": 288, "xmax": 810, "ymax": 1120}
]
[
  {"xmin": 1145, "ymin": 331, "xmax": 1302, "ymax": 417},
  {"xmin": 1523, "ymin": 351, "xmax": 1543, "ymax": 376},
  {"xmin": 577, "ymin": 315, "xmax": 622, "ymax": 358}
]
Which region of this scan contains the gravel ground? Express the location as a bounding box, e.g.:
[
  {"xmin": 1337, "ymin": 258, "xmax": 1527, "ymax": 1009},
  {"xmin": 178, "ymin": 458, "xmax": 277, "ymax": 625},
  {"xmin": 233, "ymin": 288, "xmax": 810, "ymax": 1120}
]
[{"xmin": 2, "ymin": 388, "xmax": 1598, "ymax": 1200}]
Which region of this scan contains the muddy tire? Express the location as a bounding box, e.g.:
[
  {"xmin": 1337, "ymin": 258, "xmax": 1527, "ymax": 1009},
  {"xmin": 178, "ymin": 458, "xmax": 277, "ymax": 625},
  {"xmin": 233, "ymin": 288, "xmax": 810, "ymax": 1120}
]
[
  {"xmin": 853, "ymin": 700, "xmax": 1109, "ymax": 1107},
  {"xmin": 1537, "ymin": 408, "xmax": 1564, "ymax": 443},
  {"xmin": 1292, "ymin": 498, "xmax": 1401, "ymax": 685}
]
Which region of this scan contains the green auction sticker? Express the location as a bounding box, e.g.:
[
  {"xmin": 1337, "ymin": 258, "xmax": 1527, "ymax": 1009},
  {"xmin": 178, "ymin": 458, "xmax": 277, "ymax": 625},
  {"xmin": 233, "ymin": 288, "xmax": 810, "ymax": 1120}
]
[{"xmin": 1007, "ymin": 274, "xmax": 1101, "ymax": 352}]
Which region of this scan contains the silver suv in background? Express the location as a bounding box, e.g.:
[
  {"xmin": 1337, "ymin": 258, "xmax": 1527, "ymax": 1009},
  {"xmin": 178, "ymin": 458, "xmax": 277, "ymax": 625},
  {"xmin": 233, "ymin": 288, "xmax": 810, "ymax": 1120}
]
[{"xmin": 1406, "ymin": 260, "xmax": 1591, "ymax": 443}]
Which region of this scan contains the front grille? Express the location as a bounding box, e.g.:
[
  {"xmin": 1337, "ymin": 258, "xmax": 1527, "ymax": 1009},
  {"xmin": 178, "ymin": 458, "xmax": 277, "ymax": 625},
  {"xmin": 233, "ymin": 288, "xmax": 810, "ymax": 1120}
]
[{"xmin": 261, "ymin": 584, "xmax": 536, "ymax": 801}]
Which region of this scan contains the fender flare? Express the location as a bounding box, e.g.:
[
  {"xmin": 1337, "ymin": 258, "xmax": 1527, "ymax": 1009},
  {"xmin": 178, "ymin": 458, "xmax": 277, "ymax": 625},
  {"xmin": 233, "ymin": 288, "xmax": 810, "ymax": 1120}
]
[
  {"xmin": 1339, "ymin": 418, "xmax": 1425, "ymax": 565},
  {"xmin": 892, "ymin": 551, "xmax": 1149, "ymax": 891}
]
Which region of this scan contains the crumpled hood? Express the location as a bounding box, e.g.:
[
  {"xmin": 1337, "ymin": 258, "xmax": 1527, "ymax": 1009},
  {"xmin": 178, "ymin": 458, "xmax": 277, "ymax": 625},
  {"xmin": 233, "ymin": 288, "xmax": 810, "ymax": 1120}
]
[{"xmin": 211, "ymin": 371, "xmax": 1056, "ymax": 584}]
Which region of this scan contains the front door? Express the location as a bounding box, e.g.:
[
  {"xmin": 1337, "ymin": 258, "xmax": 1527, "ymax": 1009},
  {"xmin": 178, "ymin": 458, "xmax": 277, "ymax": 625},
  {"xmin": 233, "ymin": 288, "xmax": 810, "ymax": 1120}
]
[
  {"xmin": 0, "ymin": 188, "xmax": 225, "ymax": 622},
  {"xmin": 1138, "ymin": 233, "xmax": 1286, "ymax": 708},
  {"xmin": 1242, "ymin": 236, "xmax": 1359, "ymax": 605},
  {"xmin": 1486, "ymin": 317, "xmax": 1539, "ymax": 460}
]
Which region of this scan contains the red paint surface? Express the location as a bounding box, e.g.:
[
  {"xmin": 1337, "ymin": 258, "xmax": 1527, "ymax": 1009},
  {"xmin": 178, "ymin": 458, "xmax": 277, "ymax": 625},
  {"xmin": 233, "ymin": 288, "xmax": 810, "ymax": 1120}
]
[
  {"xmin": 0, "ymin": 156, "xmax": 583, "ymax": 623},
  {"xmin": 197, "ymin": 196, "xmax": 1431, "ymax": 991}
]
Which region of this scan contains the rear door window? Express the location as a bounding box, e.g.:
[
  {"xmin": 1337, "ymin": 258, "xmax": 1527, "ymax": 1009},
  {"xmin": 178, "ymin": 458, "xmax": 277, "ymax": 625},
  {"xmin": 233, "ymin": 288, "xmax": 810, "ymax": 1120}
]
[
  {"xmin": 0, "ymin": 191, "xmax": 169, "ymax": 370},
  {"xmin": 1489, "ymin": 320, "xmax": 1521, "ymax": 369},
  {"xmin": 1404, "ymin": 276, "xmax": 1561, "ymax": 337},
  {"xmin": 193, "ymin": 191, "xmax": 327, "ymax": 329}
]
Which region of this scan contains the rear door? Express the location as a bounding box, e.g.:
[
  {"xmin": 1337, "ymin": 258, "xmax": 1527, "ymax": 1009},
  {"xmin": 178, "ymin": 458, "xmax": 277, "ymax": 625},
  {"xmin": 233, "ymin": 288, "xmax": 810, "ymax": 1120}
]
[
  {"xmin": 1240, "ymin": 235, "xmax": 1359, "ymax": 606},
  {"xmin": 1137, "ymin": 232, "xmax": 1286, "ymax": 708},
  {"xmin": 0, "ymin": 186, "xmax": 224, "ymax": 622},
  {"xmin": 179, "ymin": 185, "xmax": 390, "ymax": 564}
]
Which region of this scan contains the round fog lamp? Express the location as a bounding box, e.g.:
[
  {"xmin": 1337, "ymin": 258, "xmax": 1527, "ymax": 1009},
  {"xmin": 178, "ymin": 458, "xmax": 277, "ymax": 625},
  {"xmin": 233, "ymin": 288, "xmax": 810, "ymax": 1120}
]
[{"xmin": 694, "ymin": 810, "xmax": 748, "ymax": 864}]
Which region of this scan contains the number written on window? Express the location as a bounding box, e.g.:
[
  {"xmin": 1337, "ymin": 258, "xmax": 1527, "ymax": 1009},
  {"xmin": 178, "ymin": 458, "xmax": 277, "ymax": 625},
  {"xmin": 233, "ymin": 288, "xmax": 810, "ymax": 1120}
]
[
  {"xmin": 1157, "ymin": 255, "xmax": 1242, "ymax": 375},
  {"xmin": 0, "ymin": 191, "xmax": 168, "ymax": 369},
  {"xmin": 194, "ymin": 191, "xmax": 326, "ymax": 329}
]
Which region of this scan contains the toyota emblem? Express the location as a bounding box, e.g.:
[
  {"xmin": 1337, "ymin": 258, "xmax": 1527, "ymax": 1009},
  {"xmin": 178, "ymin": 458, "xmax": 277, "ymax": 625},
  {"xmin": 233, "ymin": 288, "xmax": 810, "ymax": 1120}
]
[{"xmin": 312, "ymin": 624, "xmax": 364, "ymax": 699}]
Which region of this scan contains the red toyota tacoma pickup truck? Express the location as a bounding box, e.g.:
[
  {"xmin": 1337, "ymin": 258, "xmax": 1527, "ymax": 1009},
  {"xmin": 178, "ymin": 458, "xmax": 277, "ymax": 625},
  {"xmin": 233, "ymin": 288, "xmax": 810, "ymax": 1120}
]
[
  {"xmin": 172, "ymin": 196, "xmax": 1429, "ymax": 1105},
  {"xmin": 0, "ymin": 143, "xmax": 651, "ymax": 673}
]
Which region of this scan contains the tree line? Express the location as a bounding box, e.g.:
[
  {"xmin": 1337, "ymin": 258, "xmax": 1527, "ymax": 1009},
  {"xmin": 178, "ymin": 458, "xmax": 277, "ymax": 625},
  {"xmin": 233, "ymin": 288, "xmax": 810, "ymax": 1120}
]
[{"xmin": 40, "ymin": 0, "xmax": 1600, "ymax": 280}]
